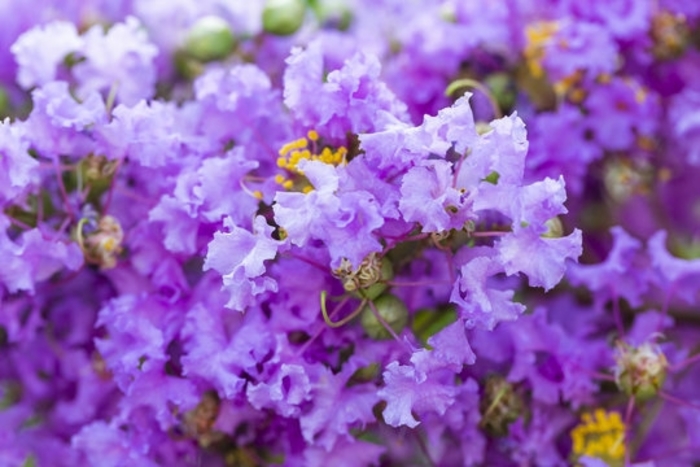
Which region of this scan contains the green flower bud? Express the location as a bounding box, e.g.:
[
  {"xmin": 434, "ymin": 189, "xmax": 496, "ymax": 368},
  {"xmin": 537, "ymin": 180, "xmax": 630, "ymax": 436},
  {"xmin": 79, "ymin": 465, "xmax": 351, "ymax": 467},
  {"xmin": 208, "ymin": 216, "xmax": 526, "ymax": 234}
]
[
  {"xmin": 184, "ymin": 16, "xmax": 235, "ymax": 62},
  {"xmin": 485, "ymin": 73, "xmax": 516, "ymax": 113},
  {"xmin": 361, "ymin": 294, "xmax": 408, "ymax": 340},
  {"xmin": 614, "ymin": 340, "xmax": 668, "ymax": 402},
  {"xmin": 347, "ymin": 363, "xmax": 380, "ymax": 386},
  {"xmin": 262, "ymin": 0, "xmax": 306, "ymax": 36},
  {"xmin": 541, "ymin": 216, "xmax": 564, "ymax": 238},
  {"xmin": 411, "ymin": 306, "xmax": 457, "ymax": 345}
]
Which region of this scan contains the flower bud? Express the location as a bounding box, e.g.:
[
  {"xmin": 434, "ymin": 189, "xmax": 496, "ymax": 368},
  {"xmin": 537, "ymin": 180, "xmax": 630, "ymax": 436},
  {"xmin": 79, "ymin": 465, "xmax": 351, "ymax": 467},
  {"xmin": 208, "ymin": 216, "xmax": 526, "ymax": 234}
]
[
  {"xmin": 361, "ymin": 294, "xmax": 408, "ymax": 340},
  {"xmin": 411, "ymin": 306, "xmax": 457, "ymax": 344},
  {"xmin": 479, "ymin": 375, "xmax": 526, "ymax": 437},
  {"xmin": 614, "ymin": 340, "xmax": 667, "ymax": 402},
  {"xmin": 183, "ymin": 16, "xmax": 235, "ymax": 62},
  {"xmin": 541, "ymin": 216, "xmax": 563, "ymax": 238},
  {"xmin": 262, "ymin": 0, "xmax": 306, "ymax": 36}
]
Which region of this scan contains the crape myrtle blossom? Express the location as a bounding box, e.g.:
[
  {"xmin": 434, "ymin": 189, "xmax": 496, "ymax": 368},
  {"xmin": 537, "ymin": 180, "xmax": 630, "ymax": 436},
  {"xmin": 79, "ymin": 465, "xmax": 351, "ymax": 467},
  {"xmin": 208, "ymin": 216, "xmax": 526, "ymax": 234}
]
[{"xmin": 3, "ymin": 1, "xmax": 700, "ymax": 466}]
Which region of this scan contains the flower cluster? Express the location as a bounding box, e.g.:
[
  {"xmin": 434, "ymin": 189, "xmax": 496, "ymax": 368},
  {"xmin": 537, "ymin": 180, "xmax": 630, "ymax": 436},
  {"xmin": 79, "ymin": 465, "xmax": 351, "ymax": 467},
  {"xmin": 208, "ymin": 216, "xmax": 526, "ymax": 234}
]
[{"xmin": 1, "ymin": 1, "xmax": 700, "ymax": 466}]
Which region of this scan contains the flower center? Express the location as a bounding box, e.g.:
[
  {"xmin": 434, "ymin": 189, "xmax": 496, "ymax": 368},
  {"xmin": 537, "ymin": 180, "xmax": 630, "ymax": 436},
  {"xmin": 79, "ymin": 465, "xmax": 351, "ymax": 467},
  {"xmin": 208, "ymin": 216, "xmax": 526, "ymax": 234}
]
[
  {"xmin": 571, "ymin": 409, "xmax": 625, "ymax": 466},
  {"xmin": 276, "ymin": 130, "xmax": 347, "ymax": 192}
]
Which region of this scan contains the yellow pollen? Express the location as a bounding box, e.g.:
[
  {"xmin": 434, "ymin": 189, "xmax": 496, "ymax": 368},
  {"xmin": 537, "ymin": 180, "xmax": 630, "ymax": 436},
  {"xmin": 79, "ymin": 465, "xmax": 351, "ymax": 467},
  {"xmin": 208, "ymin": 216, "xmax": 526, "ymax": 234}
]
[
  {"xmin": 571, "ymin": 409, "xmax": 625, "ymax": 465},
  {"xmin": 101, "ymin": 237, "xmax": 117, "ymax": 253},
  {"xmin": 278, "ymin": 137, "xmax": 308, "ymax": 156},
  {"xmin": 524, "ymin": 21, "xmax": 559, "ymax": 78},
  {"xmin": 252, "ymin": 190, "xmax": 263, "ymax": 200},
  {"xmin": 275, "ymin": 131, "xmax": 348, "ymax": 193},
  {"xmin": 635, "ymin": 86, "xmax": 647, "ymax": 104}
]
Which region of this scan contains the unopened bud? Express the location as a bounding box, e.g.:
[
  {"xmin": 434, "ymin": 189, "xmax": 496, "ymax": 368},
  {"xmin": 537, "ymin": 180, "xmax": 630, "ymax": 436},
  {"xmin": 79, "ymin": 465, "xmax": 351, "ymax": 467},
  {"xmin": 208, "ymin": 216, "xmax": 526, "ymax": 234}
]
[
  {"xmin": 361, "ymin": 294, "xmax": 408, "ymax": 340},
  {"xmin": 614, "ymin": 340, "xmax": 667, "ymax": 402},
  {"xmin": 184, "ymin": 16, "xmax": 235, "ymax": 62},
  {"xmin": 262, "ymin": 0, "xmax": 306, "ymax": 36},
  {"xmin": 542, "ymin": 217, "xmax": 564, "ymax": 238}
]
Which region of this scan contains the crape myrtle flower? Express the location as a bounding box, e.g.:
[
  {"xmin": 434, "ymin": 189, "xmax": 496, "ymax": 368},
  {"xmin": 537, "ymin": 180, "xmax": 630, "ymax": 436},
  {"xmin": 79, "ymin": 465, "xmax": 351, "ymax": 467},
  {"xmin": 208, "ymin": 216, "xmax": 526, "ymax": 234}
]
[
  {"xmin": 0, "ymin": 119, "xmax": 39, "ymax": 204},
  {"xmin": 8, "ymin": 1, "xmax": 700, "ymax": 466},
  {"xmin": 560, "ymin": 0, "xmax": 652, "ymax": 41},
  {"xmin": 584, "ymin": 76, "xmax": 660, "ymax": 153},
  {"xmin": 669, "ymin": 87, "xmax": 700, "ymax": 166},
  {"xmin": 10, "ymin": 21, "xmax": 82, "ymax": 90},
  {"xmin": 12, "ymin": 17, "xmax": 158, "ymax": 106},
  {"xmin": 568, "ymin": 226, "xmax": 652, "ymax": 309},
  {"xmin": 525, "ymin": 103, "xmax": 603, "ymax": 195},
  {"xmin": 283, "ymin": 38, "xmax": 410, "ymax": 140},
  {"xmin": 530, "ymin": 19, "xmax": 619, "ymax": 85}
]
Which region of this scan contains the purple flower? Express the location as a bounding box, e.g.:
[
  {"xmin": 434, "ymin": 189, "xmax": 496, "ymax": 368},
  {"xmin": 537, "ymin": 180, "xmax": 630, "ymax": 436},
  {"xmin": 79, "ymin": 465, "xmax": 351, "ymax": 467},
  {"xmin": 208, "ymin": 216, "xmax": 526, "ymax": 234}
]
[
  {"xmin": 299, "ymin": 358, "xmax": 378, "ymax": 450},
  {"xmin": 378, "ymin": 361, "xmax": 458, "ymax": 428},
  {"xmin": 11, "ymin": 21, "xmax": 82, "ymax": 89},
  {"xmin": 204, "ymin": 216, "xmax": 282, "ymax": 311},
  {"xmin": 0, "ymin": 120, "xmax": 39, "ymax": 203},
  {"xmin": 450, "ymin": 249, "xmax": 526, "ymax": 330},
  {"xmin": 497, "ymin": 228, "xmax": 582, "ymax": 291},
  {"xmin": 274, "ymin": 160, "xmax": 384, "ymax": 269},
  {"xmin": 525, "ymin": 104, "xmax": 603, "ymax": 194},
  {"xmin": 399, "ymin": 159, "xmax": 472, "ymax": 232},
  {"xmin": 284, "ymin": 39, "xmax": 409, "ymax": 140},
  {"xmin": 544, "ymin": 20, "xmax": 619, "ymax": 82},
  {"xmin": 568, "ymin": 226, "xmax": 651, "ymax": 307},
  {"xmin": 73, "ymin": 17, "xmax": 158, "ymax": 106},
  {"xmin": 585, "ymin": 77, "xmax": 659, "ymax": 152},
  {"xmin": 0, "ymin": 218, "xmax": 83, "ymax": 294},
  {"xmin": 648, "ymin": 230, "xmax": 700, "ymax": 304}
]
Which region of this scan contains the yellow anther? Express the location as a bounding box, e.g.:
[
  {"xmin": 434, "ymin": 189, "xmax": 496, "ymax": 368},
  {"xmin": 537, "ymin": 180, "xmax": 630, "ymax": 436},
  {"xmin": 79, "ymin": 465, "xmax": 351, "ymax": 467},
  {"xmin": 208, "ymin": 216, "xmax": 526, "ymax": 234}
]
[
  {"xmin": 302, "ymin": 185, "xmax": 313, "ymax": 194},
  {"xmin": 571, "ymin": 410, "xmax": 625, "ymax": 466},
  {"xmin": 252, "ymin": 190, "xmax": 263, "ymax": 200},
  {"xmin": 524, "ymin": 21, "xmax": 559, "ymax": 78},
  {"xmin": 276, "ymin": 133, "xmax": 349, "ymax": 192},
  {"xmin": 278, "ymin": 137, "xmax": 308, "ymax": 156},
  {"xmin": 101, "ymin": 237, "xmax": 117, "ymax": 253},
  {"xmin": 598, "ymin": 73, "xmax": 612, "ymax": 84}
]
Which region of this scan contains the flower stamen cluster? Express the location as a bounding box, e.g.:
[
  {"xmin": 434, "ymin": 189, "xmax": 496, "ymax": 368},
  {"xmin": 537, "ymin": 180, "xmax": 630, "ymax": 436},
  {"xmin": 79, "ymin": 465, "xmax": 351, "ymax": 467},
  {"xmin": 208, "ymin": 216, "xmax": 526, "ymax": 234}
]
[
  {"xmin": 571, "ymin": 409, "xmax": 625, "ymax": 466},
  {"xmin": 75, "ymin": 214, "xmax": 124, "ymax": 269},
  {"xmin": 276, "ymin": 130, "xmax": 347, "ymax": 192}
]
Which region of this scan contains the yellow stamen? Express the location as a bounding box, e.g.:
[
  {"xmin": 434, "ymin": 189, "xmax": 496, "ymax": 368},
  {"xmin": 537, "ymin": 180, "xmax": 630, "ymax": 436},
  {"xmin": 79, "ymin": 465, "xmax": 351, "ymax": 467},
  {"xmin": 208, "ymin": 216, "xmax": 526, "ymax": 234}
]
[
  {"xmin": 278, "ymin": 137, "xmax": 308, "ymax": 156},
  {"xmin": 275, "ymin": 131, "xmax": 348, "ymax": 194},
  {"xmin": 571, "ymin": 409, "xmax": 625, "ymax": 465},
  {"xmin": 524, "ymin": 21, "xmax": 559, "ymax": 78}
]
